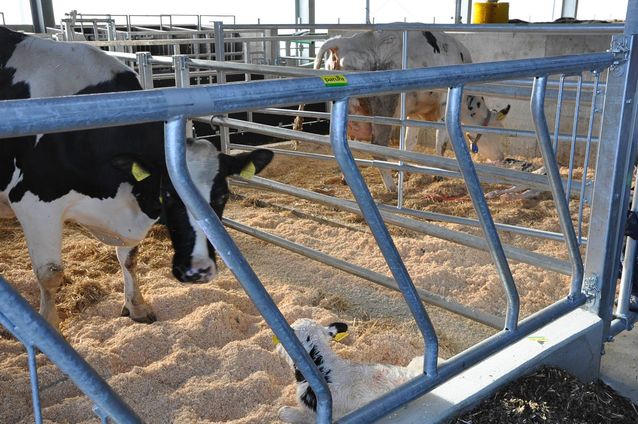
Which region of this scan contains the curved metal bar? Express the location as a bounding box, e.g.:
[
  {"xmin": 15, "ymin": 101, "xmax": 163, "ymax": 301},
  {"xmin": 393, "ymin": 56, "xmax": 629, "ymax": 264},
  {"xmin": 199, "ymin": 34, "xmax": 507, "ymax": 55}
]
[
  {"xmin": 531, "ymin": 76, "xmax": 585, "ymax": 297},
  {"xmin": 163, "ymin": 117, "xmax": 333, "ymax": 422},
  {"xmin": 446, "ymin": 86, "xmax": 520, "ymax": 332},
  {"xmin": 330, "ymin": 98, "xmax": 439, "ymax": 377},
  {"xmin": 0, "ymin": 277, "xmax": 142, "ymax": 424}
]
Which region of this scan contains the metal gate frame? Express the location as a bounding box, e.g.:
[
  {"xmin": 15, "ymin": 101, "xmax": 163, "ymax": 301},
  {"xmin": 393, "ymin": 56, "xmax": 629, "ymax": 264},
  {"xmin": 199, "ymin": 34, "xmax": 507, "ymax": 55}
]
[{"xmin": 1, "ymin": 7, "xmax": 638, "ymax": 421}]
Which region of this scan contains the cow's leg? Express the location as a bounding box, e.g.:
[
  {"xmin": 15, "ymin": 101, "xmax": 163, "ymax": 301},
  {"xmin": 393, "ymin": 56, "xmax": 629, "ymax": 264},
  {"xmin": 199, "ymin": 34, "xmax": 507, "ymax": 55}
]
[
  {"xmin": 17, "ymin": 216, "xmax": 64, "ymax": 329},
  {"xmin": 435, "ymin": 128, "xmax": 449, "ymax": 156},
  {"xmin": 278, "ymin": 406, "xmax": 314, "ymax": 424},
  {"xmin": 371, "ymin": 123, "xmax": 396, "ymax": 192},
  {"xmin": 405, "ymin": 120, "xmax": 420, "ymax": 152},
  {"xmin": 116, "ymin": 246, "xmax": 157, "ymax": 323}
]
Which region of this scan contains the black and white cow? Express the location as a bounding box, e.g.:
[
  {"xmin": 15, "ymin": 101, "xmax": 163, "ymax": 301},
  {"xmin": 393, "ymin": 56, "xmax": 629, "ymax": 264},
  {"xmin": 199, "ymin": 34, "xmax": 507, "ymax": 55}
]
[
  {"xmin": 0, "ymin": 27, "xmax": 273, "ymax": 330},
  {"xmin": 294, "ymin": 30, "xmax": 509, "ymax": 192}
]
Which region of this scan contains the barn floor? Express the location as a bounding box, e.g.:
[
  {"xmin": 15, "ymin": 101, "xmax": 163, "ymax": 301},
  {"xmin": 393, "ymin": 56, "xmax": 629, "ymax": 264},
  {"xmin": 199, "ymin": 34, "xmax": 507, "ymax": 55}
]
[
  {"xmin": 0, "ymin": 141, "xmax": 598, "ymax": 423},
  {"xmin": 601, "ymin": 326, "xmax": 638, "ymax": 405}
]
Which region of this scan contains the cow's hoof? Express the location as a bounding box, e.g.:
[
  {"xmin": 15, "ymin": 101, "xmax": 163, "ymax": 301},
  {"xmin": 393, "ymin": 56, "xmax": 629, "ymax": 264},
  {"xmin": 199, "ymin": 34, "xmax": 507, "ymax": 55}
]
[{"xmin": 121, "ymin": 304, "xmax": 157, "ymax": 324}]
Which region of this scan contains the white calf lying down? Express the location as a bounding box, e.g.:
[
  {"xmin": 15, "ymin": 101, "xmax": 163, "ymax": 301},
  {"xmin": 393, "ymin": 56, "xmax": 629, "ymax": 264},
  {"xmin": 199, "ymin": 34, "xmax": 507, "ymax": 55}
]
[{"xmin": 275, "ymin": 318, "xmax": 428, "ymax": 423}]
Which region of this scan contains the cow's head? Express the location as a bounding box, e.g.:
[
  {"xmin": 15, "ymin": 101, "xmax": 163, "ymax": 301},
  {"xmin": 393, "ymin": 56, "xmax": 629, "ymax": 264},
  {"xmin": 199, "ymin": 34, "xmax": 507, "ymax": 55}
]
[{"xmin": 162, "ymin": 139, "xmax": 274, "ymax": 283}]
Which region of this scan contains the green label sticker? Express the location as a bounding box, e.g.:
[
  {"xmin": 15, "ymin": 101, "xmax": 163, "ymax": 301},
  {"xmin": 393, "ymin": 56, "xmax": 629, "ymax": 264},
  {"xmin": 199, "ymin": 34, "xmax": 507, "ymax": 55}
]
[{"xmin": 321, "ymin": 75, "xmax": 348, "ymax": 87}]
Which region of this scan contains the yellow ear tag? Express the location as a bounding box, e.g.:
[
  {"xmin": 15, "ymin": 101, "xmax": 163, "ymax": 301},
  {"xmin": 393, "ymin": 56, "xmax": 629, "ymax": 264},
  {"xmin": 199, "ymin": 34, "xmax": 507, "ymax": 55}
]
[
  {"xmin": 272, "ymin": 335, "xmax": 280, "ymax": 346},
  {"xmin": 496, "ymin": 111, "xmax": 506, "ymax": 121},
  {"xmin": 240, "ymin": 161, "xmax": 256, "ymax": 179},
  {"xmin": 333, "ymin": 332, "xmax": 348, "ymax": 342},
  {"xmin": 131, "ymin": 162, "xmax": 151, "ymax": 182}
]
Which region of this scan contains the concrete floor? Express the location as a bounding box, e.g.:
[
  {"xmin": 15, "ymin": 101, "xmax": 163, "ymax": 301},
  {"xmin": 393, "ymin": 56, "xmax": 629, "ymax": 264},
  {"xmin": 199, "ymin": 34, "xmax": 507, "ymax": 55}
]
[{"xmin": 600, "ymin": 327, "xmax": 638, "ymax": 405}]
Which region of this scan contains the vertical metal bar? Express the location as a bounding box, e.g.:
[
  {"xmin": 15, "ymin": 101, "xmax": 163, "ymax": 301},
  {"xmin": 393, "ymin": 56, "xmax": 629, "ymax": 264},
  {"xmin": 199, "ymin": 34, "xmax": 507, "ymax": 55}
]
[
  {"xmin": 214, "ymin": 21, "xmax": 230, "ymax": 154},
  {"xmin": 0, "ymin": 278, "xmax": 142, "ymax": 424},
  {"xmin": 455, "ymin": 0, "xmax": 463, "ymax": 24},
  {"xmin": 243, "ymin": 42, "xmax": 254, "ymax": 123},
  {"xmin": 173, "ymin": 55, "xmax": 193, "ymax": 139},
  {"xmin": 584, "ymin": 31, "xmax": 638, "ymax": 342},
  {"xmin": 577, "ymin": 72, "xmax": 600, "ymax": 243},
  {"xmin": 531, "ymin": 76, "xmax": 584, "ymax": 297},
  {"xmin": 617, "ymin": 167, "xmax": 638, "ymax": 322},
  {"xmin": 446, "ymin": 86, "xmax": 520, "ymax": 332},
  {"xmin": 29, "ymin": 0, "xmax": 46, "ymax": 33},
  {"xmin": 553, "ymin": 75, "xmax": 566, "ymax": 153},
  {"xmin": 398, "ymin": 30, "xmax": 409, "ymax": 209},
  {"xmin": 26, "ymin": 345, "xmax": 43, "ymax": 424},
  {"xmin": 561, "ymin": 0, "xmax": 579, "ymax": 18},
  {"xmin": 331, "ymin": 99, "xmax": 439, "ymax": 376},
  {"xmin": 164, "ymin": 117, "xmax": 332, "ymax": 423},
  {"xmin": 106, "ymin": 21, "xmax": 118, "ymax": 52},
  {"xmin": 566, "ymin": 75, "xmax": 583, "ymax": 203},
  {"xmin": 135, "ymin": 52, "xmax": 154, "ymax": 90}
]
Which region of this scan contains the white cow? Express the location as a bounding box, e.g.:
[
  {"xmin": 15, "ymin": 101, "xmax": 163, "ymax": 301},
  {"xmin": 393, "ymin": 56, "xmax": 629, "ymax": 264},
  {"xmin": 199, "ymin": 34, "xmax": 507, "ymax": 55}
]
[{"xmin": 294, "ymin": 30, "xmax": 510, "ymax": 192}]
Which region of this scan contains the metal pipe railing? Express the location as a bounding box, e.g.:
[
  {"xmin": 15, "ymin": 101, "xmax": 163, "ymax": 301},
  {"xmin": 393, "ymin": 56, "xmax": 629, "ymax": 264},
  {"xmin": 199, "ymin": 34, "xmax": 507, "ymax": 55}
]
[
  {"xmin": 208, "ymin": 116, "xmax": 587, "ymax": 197},
  {"xmin": 0, "ymin": 277, "xmax": 142, "ymax": 424},
  {"xmin": 224, "ymin": 217, "xmax": 504, "ymax": 329},
  {"xmin": 0, "ymin": 53, "xmax": 614, "ymax": 139},
  {"xmin": 531, "ymin": 76, "xmax": 585, "ymax": 299},
  {"xmin": 331, "ymin": 98, "xmax": 439, "ymax": 376},
  {"xmin": 163, "ymin": 116, "xmax": 333, "ymax": 422},
  {"xmin": 239, "ymin": 176, "xmax": 572, "ymax": 275},
  {"xmin": 447, "ymin": 86, "xmax": 519, "ymax": 331}
]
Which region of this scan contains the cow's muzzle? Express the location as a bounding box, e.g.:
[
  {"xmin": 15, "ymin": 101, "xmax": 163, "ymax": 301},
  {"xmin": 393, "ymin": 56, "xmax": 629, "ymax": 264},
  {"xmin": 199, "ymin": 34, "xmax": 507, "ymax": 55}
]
[{"xmin": 173, "ymin": 265, "xmax": 216, "ymax": 283}]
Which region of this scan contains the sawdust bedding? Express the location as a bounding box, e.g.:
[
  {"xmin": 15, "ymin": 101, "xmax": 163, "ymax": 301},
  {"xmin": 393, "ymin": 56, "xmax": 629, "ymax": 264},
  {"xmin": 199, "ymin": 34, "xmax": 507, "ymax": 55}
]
[{"xmin": 0, "ymin": 142, "xmax": 603, "ymax": 423}]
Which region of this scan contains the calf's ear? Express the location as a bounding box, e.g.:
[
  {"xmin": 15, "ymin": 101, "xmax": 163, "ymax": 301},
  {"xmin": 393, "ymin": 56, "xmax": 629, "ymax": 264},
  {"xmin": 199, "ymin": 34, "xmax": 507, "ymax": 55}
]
[
  {"xmin": 219, "ymin": 149, "xmax": 274, "ymax": 178},
  {"xmin": 327, "ymin": 322, "xmax": 349, "ymax": 341},
  {"xmin": 496, "ymin": 104, "xmax": 511, "ymax": 120},
  {"xmin": 111, "ymin": 155, "xmax": 152, "ymax": 182}
]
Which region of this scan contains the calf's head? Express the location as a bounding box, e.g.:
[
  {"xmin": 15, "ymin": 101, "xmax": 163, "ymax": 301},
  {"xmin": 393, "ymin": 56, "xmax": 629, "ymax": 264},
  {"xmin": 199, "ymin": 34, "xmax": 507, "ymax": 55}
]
[
  {"xmin": 162, "ymin": 139, "xmax": 274, "ymax": 283},
  {"xmin": 275, "ymin": 318, "xmax": 349, "ymax": 369},
  {"xmin": 463, "ymin": 95, "xmax": 510, "ymax": 158}
]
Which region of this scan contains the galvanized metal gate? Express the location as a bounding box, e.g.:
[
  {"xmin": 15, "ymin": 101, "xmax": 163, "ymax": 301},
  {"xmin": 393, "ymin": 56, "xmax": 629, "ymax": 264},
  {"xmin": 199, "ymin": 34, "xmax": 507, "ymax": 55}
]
[{"xmin": 1, "ymin": 3, "xmax": 638, "ymax": 422}]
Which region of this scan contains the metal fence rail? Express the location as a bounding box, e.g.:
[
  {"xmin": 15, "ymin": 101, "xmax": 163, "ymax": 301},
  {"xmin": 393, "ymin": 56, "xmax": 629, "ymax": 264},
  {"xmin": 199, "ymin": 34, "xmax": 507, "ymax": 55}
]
[
  {"xmin": 0, "ymin": 277, "xmax": 142, "ymax": 424},
  {"xmin": 0, "ymin": 50, "xmax": 618, "ymax": 422}
]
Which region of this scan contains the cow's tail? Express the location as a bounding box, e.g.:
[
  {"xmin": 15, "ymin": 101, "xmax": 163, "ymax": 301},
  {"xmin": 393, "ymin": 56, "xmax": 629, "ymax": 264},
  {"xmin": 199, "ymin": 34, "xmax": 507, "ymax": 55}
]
[{"xmin": 292, "ymin": 38, "xmax": 342, "ymax": 135}]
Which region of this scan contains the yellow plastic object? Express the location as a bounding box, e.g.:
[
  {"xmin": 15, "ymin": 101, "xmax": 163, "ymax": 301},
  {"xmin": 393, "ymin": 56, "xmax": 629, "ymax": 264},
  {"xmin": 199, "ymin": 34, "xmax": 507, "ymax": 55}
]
[{"xmin": 472, "ymin": 2, "xmax": 510, "ymax": 24}]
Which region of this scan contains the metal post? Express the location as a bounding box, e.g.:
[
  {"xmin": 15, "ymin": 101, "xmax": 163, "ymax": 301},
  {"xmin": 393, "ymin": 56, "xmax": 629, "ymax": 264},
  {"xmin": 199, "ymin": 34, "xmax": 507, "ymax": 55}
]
[
  {"xmin": 455, "ymin": 0, "xmax": 463, "ymax": 24},
  {"xmin": 29, "ymin": 0, "xmax": 55, "ymax": 33},
  {"xmin": 561, "ymin": 0, "xmax": 579, "ymax": 18},
  {"xmin": 173, "ymin": 55, "xmax": 194, "ymax": 139},
  {"xmin": 106, "ymin": 20, "xmax": 122, "ymax": 51},
  {"xmin": 446, "ymin": 86, "xmax": 520, "ymax": 332},
  {"xmin": 214, "ymin": 21, "xmax": 230, "ymax": 153},
  {"xmin": 164, "ymin": 117, "xmax": 333, "ymax": 424},
  {"xmin": 135, "ymin": 52, "xmax": 154, "ymax": 90},
  {"xmin": 62, "ymin": 19, "xmax": 75, "ymax": 41},
  {"xmin": 398, "ymin": 30, "xmax": 409, "ymax": 209},
  {"xmin": 583, "ymin": 28, "xmax": 638, "ymax": 342}
]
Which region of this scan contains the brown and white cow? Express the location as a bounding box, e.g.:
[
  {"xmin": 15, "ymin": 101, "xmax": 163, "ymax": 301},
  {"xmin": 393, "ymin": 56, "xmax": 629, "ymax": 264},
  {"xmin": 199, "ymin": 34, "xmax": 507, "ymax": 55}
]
[{"xmin": 294, "ymin": 30, "xmax": 509, "ymax": 192}]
